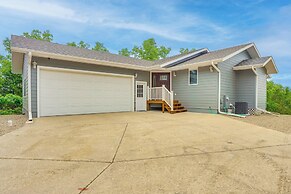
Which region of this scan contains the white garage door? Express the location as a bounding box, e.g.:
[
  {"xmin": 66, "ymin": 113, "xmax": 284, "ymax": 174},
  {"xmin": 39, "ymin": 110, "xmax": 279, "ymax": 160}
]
[{"xmin": 38, "ymin": 67, "xmax": 134, "ymax": 117}]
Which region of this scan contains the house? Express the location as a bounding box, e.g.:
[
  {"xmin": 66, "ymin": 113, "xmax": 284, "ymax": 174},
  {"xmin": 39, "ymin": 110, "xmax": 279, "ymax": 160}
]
[{"xmin": 11, "ymin": 35, "xmax": 278, "ymax": 120}]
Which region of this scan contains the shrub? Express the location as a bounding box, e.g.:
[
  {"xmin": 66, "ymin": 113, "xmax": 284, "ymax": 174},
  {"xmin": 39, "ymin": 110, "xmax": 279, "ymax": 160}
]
[
  {"xmin": 0, "ymin": 94, "xmax": 22, "ymax": 115},
  {"xmin": 267, "ymin": 81, "xmax": 291, "ymax": 115}
]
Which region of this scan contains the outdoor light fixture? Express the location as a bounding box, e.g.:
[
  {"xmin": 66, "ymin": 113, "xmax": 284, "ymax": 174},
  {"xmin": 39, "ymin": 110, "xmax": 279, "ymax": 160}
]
[
  {"xmin": 32, "ymin": 61, "xmax": 37, "ymax": 69},
  {"xmin": 173, "ymin": 71, "xmax": 176, "ymax": 76},
  {"xmin": 134, "ymin": 73, "xmax": 138, "ymax": 78},
  {"xmin": 209, "ymin": 66, "xmax": 213, "ymax": 72}
]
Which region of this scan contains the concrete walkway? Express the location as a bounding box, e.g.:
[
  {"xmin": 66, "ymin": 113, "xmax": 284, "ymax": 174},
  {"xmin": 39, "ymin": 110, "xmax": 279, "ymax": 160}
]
[{"xmin": 0, "ymin": 112, "xmax": 290, "ymax": 193}]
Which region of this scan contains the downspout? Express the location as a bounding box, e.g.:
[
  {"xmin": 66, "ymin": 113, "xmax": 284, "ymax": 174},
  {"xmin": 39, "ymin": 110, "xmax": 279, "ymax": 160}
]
[
  {"xmin": 211, "ymin": 62, "xmax": 245, "ymax": 118},
  {"xmin": 27, "ymin": 52, "xmax": 33, "ymax": 121},
  {"xmin": 252, "ymin": 66, "xmax": 278, "ymax": 116}
]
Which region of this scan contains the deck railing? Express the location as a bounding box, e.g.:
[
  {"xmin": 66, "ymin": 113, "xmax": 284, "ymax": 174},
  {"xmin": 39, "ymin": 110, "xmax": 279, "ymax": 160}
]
[{"xmin": 148, "ymin": 85, "xmax": 174, "ymax": 111}]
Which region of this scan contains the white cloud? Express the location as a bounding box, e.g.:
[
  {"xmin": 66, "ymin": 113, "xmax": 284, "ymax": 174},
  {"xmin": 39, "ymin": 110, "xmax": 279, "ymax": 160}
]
[
  {"xmin": 0, "ymin": 0, "xmax": 87, "ymax": 22},
  {"xmin": 0, "ymin": 0, "xmax": 230, "ymax": 43}
]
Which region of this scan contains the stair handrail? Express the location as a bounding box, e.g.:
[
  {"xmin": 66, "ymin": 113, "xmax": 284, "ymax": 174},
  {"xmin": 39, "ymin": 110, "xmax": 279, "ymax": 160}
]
[
  {"xmin": 162, "ymin": 85, "xmax": 174, "ymax": 111},
  {"xmin": 148, "ymin": 86, "xmax": 174, "ymax": 111}
]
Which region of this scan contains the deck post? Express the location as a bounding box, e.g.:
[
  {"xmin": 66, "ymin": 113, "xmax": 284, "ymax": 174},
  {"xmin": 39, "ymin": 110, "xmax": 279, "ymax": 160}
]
[
  {"xmin": 147, "ymin": 86, "xmax": 150, "ymax": 100},
  {"xmin": 170, "ymin": 91, "xmax": 174, "ymax": 111},
  {"xmin": 162, "ymin": 85, "xmax": 165, "ymax": 101}
]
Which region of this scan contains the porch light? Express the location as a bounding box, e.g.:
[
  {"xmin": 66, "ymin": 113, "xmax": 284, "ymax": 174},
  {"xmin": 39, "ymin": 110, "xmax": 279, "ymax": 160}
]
[
  {"xmin": 173, "ymin": 71, "xmax": 176, "ymax": 76},
  {"xmin": 209, "ymin": 66, "xmax": 213, "ymax": 72},
  {"xmin": 32, "ymin": 61, "xmax": 37, "ymax": 69},
  {"xmin": 134, "ymin": 73, "xmax": 138, "ymax": 78}
]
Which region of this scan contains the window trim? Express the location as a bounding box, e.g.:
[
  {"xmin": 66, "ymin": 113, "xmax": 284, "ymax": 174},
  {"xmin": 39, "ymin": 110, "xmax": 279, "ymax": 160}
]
[{"xmin": 188, "ymin": 68, "xmax": 198, "ymax": 86}]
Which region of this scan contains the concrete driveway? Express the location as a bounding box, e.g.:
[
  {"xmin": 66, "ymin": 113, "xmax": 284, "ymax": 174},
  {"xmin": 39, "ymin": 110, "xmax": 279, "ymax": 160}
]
[{"xmin": 0, "ymin": 112, "xmax": 290, "ymax": 193}]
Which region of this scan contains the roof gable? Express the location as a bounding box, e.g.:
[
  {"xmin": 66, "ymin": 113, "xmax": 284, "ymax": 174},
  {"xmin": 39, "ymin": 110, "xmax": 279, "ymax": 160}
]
[{"xmin": 233, "ymin": 56, "xmax": 278, "ymax": 74}]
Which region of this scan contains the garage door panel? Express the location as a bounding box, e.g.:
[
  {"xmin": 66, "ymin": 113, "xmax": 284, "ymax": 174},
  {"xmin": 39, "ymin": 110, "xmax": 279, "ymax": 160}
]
[{"xmin": 39, "ymin": 68, "xmax": 133, "ymax": 117}]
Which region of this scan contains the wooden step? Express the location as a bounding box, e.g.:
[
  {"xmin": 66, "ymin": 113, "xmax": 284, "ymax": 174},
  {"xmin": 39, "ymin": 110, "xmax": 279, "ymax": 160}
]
[
  {"xmin": 174, "ymin": 106, "xmax": 184, "ymax": 110},
  {"xmin": 148, "ymin": 99, "xmax": 187, "ymax": 114},
  {"xmin": 170, "ymin": 109, "xmax": 187, "ymax": 114}
]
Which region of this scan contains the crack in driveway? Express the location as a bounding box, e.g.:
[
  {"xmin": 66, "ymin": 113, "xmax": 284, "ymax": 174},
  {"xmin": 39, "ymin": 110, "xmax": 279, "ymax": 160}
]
[{"xmin": 1, "ymin": 118, "xmax": 290, "ymax": 193}]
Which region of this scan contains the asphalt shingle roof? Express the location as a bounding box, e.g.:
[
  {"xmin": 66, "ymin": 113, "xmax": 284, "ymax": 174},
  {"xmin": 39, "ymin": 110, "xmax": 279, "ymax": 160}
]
[
  {"xmin": 11, "ymin": 35, "xmax": 153, "ymax": 67},
  {"xmin": 178, "ymin": 43, "xmax": 253, "ymax": 65},
  {"xmin": 11, "ymin": 35, "xmax": 255, "ymax": 69},
  {"xmin": 235, "ymin": 56, "xmax": 271, "ymax": 67}
]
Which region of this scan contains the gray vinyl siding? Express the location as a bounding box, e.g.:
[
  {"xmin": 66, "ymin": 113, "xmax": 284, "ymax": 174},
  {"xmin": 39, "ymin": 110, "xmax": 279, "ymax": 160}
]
[
  {"xmin": 172, "ymin": 66, "xmax": 218, "ymax": 112},
  {"xmin": 30, "ymin": 57, "xmax": 150, "ymax": 118},
  {"xmin": 257, "ymin": 67, "xmax": 267, "ymax": 110},
  {"xmin": 235, "ymin": 70, "xmax": 256, "ymax": 109},
  {"xmin": 22, "ymin": 53, "xmax": 29, "ymax": 115},
  {"xmin": 219, "ymin": 51, "xmax": 251, "ymax": 108}
]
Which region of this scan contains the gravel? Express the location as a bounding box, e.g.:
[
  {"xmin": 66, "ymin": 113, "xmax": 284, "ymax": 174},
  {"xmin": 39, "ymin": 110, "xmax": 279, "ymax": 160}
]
[
  {"xmin": 0, "ymin": 115, "xmax": 27, "ymax": 136},
  {"xmin": 232, "ymin": 114, "xmax": 291, "ymax": 134}
]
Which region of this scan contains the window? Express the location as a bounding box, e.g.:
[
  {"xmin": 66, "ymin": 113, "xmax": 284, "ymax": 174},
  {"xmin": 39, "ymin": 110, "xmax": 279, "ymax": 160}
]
[
  {"xmin": 160, "ymin": 75, "xmax": 168, "ymax": 80},
  {"xmin": 137, "ymin": 85, "xmax": 143, "ymax": 97},
  {"xmin": 189, "ymin": 69, "xmax": 198, "ymax": 85}
]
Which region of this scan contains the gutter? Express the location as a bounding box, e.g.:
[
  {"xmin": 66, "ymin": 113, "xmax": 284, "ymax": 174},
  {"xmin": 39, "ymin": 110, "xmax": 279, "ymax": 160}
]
[{"xmin": 211, "ymin": 62, "xmax": 245, "ymax": 118}]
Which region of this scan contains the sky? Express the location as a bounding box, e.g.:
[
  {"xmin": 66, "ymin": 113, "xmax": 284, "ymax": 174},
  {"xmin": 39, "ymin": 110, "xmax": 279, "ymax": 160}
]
[{"xmin": 0, "ymin": 0, "xmax": 290, "ymax": 87}]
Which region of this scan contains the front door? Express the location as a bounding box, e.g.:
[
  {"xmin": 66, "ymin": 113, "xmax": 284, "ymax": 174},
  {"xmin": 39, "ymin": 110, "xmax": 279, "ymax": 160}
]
[
  {"xmin": 136, "ymin": 81, "xmax": 147, "ymax": 111},
  {"xmin": 152, "ymin": 72, "xmax": 170, "ymax": 90}
]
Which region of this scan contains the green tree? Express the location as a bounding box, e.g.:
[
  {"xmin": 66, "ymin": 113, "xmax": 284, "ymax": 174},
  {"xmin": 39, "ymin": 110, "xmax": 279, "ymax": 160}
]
[
  {"xmin": 0, "ymin": 29, "xmax": 54, "ymax": 97},
  {"xmin": 3, "ymin": 30, "xmax": 53, "ymax": 54},
  {"xmin": 179, "ymin": 48, "xmax": 196, "ymax": 54},
  {"xmin": 118, "ymin": 48, "xmax": 131, "ymax": 57},
  {"xmin": 92, "ymin": 42, "xmax": 109, "ymax": 52},
  {"xmin": 267, "ymin": 81, "xmax": 291, "ymax": 115},
  {"xmin": 0, "ymin": 55, "xmax": 22, "ymax": 96},
  {"xmin": 3, "ymin": 38, "xmax": 11, "ymax": 53},
  {"xmin": 131, "ymin": 38, "xmax": 171, "ymax": 60},
  {"xmin": 67, "ymin": 41, "xmax": 90, "ymax": 49},
  {"xmin": 23, "ymin": 29, "xmax": 53, "ymax": 42}
]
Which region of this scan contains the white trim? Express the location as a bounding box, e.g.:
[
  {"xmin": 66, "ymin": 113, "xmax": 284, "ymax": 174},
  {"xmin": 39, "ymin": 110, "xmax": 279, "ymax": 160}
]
[
  {"xmin": 233, "ymin": 64, "xmax": 264, "ymax": 70},
  {"xmin": 268, "ymin": 57, "xmax": 279, "ymax": 73},
  {"xmin": 38, "ymin": 66, "xmax": 134, "ymax": 78},
  {"xmin": 37, "ymin": 66, "xmax": 135, "ymax": 117},
  {"xmin": 135, "ymin": 81, "xmax": 147, "ymax": 112},
  {"xmin": 168, "ymin": 59, "xmax": 223, "ymax": 71},
  {"xmin": 150, "ymin": 71, "xmax": 172, "ymax": 91},
  {"xmin": 188, "ymin": 68, "xmax": 198, "ymax": 86},
  {"xmin": 27, "ymin": 52, "xmax": 33, "ymax": 121},
  {"xmin": 11, "ymin": 47, "xmax": 149, "ymax": 71},
  {"xmin": 132, "ymin": 77, "xmax": 135, "ymax": 112},
  {"xmin": 37, "ymin": 65, "xmax": 40, "ymax": 118},
  {"xmin": 160, "ymin": 48, "xmax": 209, "ymax": 68}
]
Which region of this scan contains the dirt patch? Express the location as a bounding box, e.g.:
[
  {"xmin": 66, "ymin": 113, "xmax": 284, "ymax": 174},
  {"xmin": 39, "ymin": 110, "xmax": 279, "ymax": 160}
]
[
  {"xmin": 0, "ymin": 115, "xmax": 27, "ymax": 136},
  {"xmin": 232, "ymin": 114, "xmax": 291, "ymax": 134}
]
